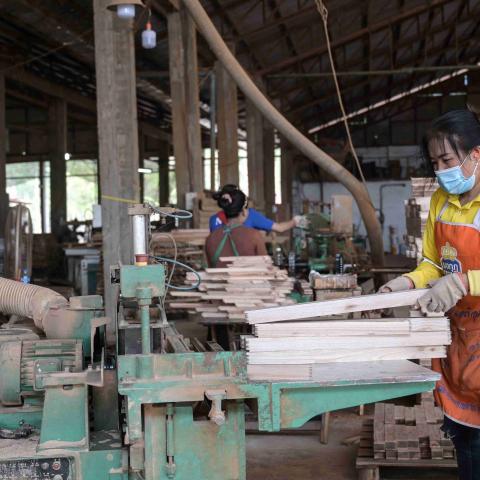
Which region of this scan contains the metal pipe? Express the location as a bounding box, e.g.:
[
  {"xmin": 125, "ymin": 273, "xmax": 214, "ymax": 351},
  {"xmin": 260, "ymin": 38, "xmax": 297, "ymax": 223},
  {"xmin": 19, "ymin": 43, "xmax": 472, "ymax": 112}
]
[
  {"xmin": 132, "ymin": 214, "xmax": 147, "ymax": 256},
  {"xmin": 140, "ymin": 304, "xmax": 150, "ymax": 356},
  {"xmin": 181, "ymin": 0, "xmax": 385, "ymax": 267}
]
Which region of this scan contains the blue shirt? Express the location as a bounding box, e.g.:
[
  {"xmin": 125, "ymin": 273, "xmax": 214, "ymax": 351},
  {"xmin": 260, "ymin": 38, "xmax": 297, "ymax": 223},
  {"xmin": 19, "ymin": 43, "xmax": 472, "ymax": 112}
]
[{"xmin": 209, "ymin": 208, "xmax": 274, "ymax": 233}]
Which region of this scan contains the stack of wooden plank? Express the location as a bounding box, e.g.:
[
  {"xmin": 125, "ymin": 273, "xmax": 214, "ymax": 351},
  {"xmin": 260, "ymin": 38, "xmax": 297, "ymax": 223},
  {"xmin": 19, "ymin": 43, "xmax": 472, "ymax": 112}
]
[
  {"xmin": 167, "ymin": 256, "xmax": 296, "ymax": 322},
  {"xmin": 405, "ymin": 178, "xmax": 438, "ymax": 263},
  {"xmin": 309, "ymin": 272, "xmax": 361, "ymax": 301},
  {"xmin": 192, "ymin": 194, "xmax": 219, "ymax": 229},
  {"xmin": 373, "ymin": 401, "xmax": 454, "ymax": 461},
  {"xmin": 244, "ymin": 290, "xmax": 451, "ymax": 381}
]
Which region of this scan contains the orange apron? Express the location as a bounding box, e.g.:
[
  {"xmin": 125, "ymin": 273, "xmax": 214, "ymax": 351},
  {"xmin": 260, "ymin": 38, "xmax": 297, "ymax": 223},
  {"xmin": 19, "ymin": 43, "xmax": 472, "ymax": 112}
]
[{"xmin": 432, "ymin": 200, "xmax": 480, "ymax": 427}]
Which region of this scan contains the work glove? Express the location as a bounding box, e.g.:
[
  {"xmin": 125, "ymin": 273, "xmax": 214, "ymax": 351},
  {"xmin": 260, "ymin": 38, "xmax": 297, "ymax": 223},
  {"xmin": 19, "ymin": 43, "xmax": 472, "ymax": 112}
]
[
  {"xmin": 417, "ymin": 273, "xmax": 468, "ymax": 314},
  {"xmin": 294, "ymin": 215, "xmax": 310, "ymax": 229},
  {"xmin": 378, "ymin": 276, "xmax": 414, "ymax": 293}
]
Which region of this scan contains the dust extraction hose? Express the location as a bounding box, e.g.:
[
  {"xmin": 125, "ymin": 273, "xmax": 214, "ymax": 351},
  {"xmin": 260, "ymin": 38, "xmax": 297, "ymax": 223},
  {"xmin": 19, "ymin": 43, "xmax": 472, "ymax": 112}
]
[
  {"xmin": 180, "ymin": 0, "xmax": 385, "ymax": 267},
  {"xmin": 0, "ymin": 278, "xmax": 68, "ymax": 331}
]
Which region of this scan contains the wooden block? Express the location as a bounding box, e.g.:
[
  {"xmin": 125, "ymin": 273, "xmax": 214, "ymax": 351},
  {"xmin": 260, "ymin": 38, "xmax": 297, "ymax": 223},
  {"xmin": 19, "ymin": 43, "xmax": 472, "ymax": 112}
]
[
  {"xmin": 397, "ymin": 448, "xmax": 410, "ymax": 460},
  {"xmin": 385, "ymin": 449, "xmax": 397, "ymax": 460},
  {"xmin": 424, "ymin": 401, "xmax": 437, "ymax": 424},
  {"xmin": 416, "ymin": 422, "xmax": 430, "ymax": 442},
  {"xmin": 385, "ymin": 424, "xmax": 396, "ymax": 449},
  {"xmin": 373, "ymin": 403, "xmax": 385, "ymax": 450},
  {"xmin": 414, "ymin": 404, "xmax": 427, "ymax": 424},
  {"xmin": 394, "ymin": 405, "xmax": 405, "ymax": 424},
  {"xmin": 434, "ymin": 406, "xmax": 444, "ymax": 424},
  {"xmin": 385, "ymin": 404, "xmax": 395, "ymax": 424},
  {"xmin": 405, "ymin": 407, "xmax": 415, "ymax": 426},
  {"xmin": 394, "ymin": 425, "xmax": 409, "ymax": 448}
]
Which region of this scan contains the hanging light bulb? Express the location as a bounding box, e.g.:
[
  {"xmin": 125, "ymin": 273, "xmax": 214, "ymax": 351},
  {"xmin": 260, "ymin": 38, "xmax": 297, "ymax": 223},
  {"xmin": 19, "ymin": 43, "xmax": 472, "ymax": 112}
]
[
  {"xmin": 106, "ymin": 0, "xmax": 144, "ymax": 19},
  {"xmin": 117, "ymin": 4, "xmax": 135, "ymax": 18},
  {"xmin": 142, "ymin": 22, "xmax": 156, "ymax": 49}
]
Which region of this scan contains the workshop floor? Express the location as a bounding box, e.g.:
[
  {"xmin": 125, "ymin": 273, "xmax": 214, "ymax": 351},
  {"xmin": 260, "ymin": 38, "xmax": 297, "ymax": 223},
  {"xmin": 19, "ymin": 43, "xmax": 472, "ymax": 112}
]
[{"xmin": 246, "ymin": 410, "xmax": 457, "ymax": 480}]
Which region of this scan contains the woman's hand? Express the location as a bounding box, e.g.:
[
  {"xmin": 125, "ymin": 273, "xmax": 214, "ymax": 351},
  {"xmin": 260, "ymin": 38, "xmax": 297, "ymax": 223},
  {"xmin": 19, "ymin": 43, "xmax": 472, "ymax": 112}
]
[
  {"xmin": 378, "ymin": 276, "xmax": 414, "ymax": 293},
  {"xmin": 417, "ymin": 273, "xmax": 468, "ymax": 314}
]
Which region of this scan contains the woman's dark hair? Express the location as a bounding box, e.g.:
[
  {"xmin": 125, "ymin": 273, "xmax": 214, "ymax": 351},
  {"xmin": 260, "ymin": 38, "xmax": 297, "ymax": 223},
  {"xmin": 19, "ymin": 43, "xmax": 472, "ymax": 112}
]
[
  {"xmin": 421, "ymin": 109, "xmax": 480, "ymax": 174},
  {"xmin": 212, "ymin": 184, "xmax": 247, "ymax": 218}
]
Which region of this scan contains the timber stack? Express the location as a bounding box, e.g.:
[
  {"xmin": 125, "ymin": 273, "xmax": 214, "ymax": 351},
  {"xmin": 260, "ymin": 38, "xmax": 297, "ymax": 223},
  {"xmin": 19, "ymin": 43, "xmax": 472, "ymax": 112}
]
[
  {"xmin": 372, "ymin": 399, "xmax": 454, "ymax": 460},
  {"xmin": 244, "ymin": 290, "xmax": 451, "ymax": 381},
  {"xmin": 167, "ymin": 256, "xmax": 296, "ymax": 322},
  {"xmin": 405, "ymin": 178, "xmax": 438, "ymax": 262}
]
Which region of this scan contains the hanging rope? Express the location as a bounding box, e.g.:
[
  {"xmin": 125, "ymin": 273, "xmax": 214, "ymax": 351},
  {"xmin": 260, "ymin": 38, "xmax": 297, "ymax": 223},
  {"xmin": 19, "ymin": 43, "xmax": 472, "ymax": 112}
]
[{"xmin": 314, "ymin": 0, "xmax": 367, "ymax": 184}]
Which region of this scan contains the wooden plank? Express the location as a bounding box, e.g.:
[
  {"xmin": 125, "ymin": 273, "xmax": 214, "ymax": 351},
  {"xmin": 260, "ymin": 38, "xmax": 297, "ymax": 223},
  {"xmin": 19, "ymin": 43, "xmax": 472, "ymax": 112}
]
[
  {"xmin": 394, "ymin": 405, "xmax": 405, "ymax": 425},
  {"xmin": 405, "ymin": 407, "xmax": 415, "ymax": 426},
  {"xmin": 248, "ymin": 346, "xmax": 446, "ymax": 364},
  {"xmin": 414, "ymin": 404, "xmax": 427, "ymax": 424},
  {"xmin": 246, "ymin": 289, "xmax": 429, "ymax": 324},
  {"xmin": 245, "ymin": 331, "xmax": 450, "ymax": 351}
]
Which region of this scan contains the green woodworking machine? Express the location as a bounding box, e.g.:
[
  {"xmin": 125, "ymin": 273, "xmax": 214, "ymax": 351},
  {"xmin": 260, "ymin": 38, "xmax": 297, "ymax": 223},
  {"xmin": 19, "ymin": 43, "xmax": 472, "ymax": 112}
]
[{"xmin": 0, "ymin": 204, "xmax": 439, "ymax": 479}]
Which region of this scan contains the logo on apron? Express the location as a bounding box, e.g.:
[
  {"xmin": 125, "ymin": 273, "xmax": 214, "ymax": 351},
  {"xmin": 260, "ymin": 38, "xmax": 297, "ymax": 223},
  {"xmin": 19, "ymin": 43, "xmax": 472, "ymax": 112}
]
[{"xmin": 440, "ymin": 242, "xmax": 462, "ymax": 274}]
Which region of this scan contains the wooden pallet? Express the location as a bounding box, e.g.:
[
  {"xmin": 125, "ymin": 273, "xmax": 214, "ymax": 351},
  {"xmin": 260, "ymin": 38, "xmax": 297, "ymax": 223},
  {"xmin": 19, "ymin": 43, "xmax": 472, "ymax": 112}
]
[{"xmin": 356, "ymin": 420, "xmax": 457, "ymax": 480}]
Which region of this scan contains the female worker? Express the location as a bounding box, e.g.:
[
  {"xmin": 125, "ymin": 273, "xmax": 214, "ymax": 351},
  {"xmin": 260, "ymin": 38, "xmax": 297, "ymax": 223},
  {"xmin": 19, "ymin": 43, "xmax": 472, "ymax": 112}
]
[
  {"xmin": 380, "ymin": 109, "xmax": 480, "ymax": 479},
  {"xmin": 205, "ymin": 187, "xmax": 267, "ymax": 267},
  {"xmin": 209, "ymin": 184, "xmax": 308, "ymax": 233}
]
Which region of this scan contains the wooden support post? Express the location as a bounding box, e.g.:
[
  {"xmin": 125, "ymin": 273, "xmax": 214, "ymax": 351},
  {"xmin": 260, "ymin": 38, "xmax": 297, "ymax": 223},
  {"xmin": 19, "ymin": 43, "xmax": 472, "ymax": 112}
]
[
  {"xmin": 167, "ymin": 7, "xmax": 202, "ymax": 208},
  {"xmin": 181, "ymin": 6, "xmax": 203, "ymax": 193},
  {"xmin": 246, "ymin": 99, "xmax": 265, "ymax": 211},
  {"xmin": 93, "ymin": 0, "xmax": 140, "ymax": 337},
  {"xmin": 0, "ymin": 74, "xmax": 8, "ymax": 235},
  {"xmin": 48, "ymin": 97, "xmax": 67, "ymax": 237},
  {"xmin": 263, "ymin": 121, "xmax": 275, "ymax": 218},
  {"xmin": 159, "ymin": 141, "xmax": 170, "ymax": 206},
  {"xmin": 215, "ymin": 49, "xmax": 238, "ymax": 186},
  {"xmin": 280, "ymin": 137, "xmax": 293, "ymax": 216}
]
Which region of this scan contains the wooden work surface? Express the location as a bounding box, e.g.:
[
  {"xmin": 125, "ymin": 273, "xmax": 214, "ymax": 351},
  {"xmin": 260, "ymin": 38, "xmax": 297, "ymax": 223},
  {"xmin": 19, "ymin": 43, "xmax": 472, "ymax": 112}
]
[{"xmin": 251, "ymin": 360, "xmax": 440, "ymax": 385}]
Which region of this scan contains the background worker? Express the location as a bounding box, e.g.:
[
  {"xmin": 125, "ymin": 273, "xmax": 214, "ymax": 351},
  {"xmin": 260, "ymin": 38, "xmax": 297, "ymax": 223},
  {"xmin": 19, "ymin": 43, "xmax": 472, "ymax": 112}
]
[
  {"xmin": 209, "ymin": 184, "xmax": 308, "ymax": 233},
  {"xmin": 380, "ymin": 109, "xmax": 480, "ymax": 480},
  {"xmin": 205, "ymin": 187, "xmax": 267, "ymax": 267}
]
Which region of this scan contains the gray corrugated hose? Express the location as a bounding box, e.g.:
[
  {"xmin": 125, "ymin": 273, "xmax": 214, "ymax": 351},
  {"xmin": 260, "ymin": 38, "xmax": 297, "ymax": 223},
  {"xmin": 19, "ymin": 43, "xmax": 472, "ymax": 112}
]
[{"xmin": 0, "ymin": 278, "xmax": 68, "ymax": 331}]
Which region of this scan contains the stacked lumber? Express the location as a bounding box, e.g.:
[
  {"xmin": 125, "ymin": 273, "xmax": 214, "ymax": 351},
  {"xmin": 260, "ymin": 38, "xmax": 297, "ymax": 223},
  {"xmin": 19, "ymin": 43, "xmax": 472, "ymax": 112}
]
[
  {"xmin": 192, "ymin": 194, "xmax": 219, "ymax": 229},
  {"xmin": 167, "ymin": 256, "xmax": 296, "ymax": 322},
  {"xmin": 309, "ymin": 272, "xmax": 361, "ymax": 301},
  {"xmin": 405, "ymin": 178, "xmax": 438, "ymax": 263},
  {"xmin": 373, "ymin": 401, "xmax": 453, "ymax": 460},
  {"xmin": 244, "ymin": 290, "xmax": 450, "ymax": 380}
]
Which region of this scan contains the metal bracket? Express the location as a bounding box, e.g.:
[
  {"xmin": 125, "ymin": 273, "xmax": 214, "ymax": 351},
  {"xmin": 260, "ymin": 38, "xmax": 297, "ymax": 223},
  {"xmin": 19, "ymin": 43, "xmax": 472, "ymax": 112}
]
[{"xmin": 205, "ymin": 389, "xmax": 227, "ymax": 426}]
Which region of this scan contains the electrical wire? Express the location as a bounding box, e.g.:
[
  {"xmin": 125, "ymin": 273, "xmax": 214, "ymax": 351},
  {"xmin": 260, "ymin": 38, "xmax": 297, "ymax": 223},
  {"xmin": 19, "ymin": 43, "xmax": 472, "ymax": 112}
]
[
  {"xmin": 151, "ymin": 255, "xmax": 202, "ymax": 291},
  {"xmin": 314, "ymin": 0, "xmax": 367, "ymax": 184},
  {"xmin": 148, "ymin": 204, "xmax": 193, "ymax": 220}
]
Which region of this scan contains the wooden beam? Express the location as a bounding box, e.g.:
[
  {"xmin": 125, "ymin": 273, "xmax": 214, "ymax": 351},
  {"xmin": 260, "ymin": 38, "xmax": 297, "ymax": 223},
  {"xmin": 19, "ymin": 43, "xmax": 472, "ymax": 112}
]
[
  {"xmin": 216, "ymin": 56, "xmax": 239, "ymax": 186},
  {"xmin": 181, "ymin": 6, "xmax": 203, "ymax": 193},
  {"xmin": 167, "ymin": 8, "xmax": 202, "ymax": 207},
  {"xmin": 280, "ymin": 136, "xmax": 293, "ymax": 214},
  {"xmin": 48, "ymin": 98, "xmax": 67, "ymax": 236},
  {"xmin": 159, "ymin": 141, "xmax": 170, "ymax": 206},
  {"xmin": 0, "ymin": 74, "xmax": 8, "ymax": 232},
  {"xmin": 246, "ymin": 99, "xmax": 265, "ymax": 211},
  {"xmin": 246, "ymin": 289, "xmax": 428, "ymax": 324},
  {"xmin": 263, "ymin": 119, "xmax": 275, "ymax": 217},
  {"xmin": 93, "ymin": 0, "xmax": 140, "ymax": 336}
]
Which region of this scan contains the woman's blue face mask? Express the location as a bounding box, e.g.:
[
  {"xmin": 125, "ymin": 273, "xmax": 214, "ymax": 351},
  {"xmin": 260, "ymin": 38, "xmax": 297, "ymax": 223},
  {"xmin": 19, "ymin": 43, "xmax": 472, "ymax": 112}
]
[{"xmin": 435, "ymin": 152, "xmax": 479, "ymax": 195}]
